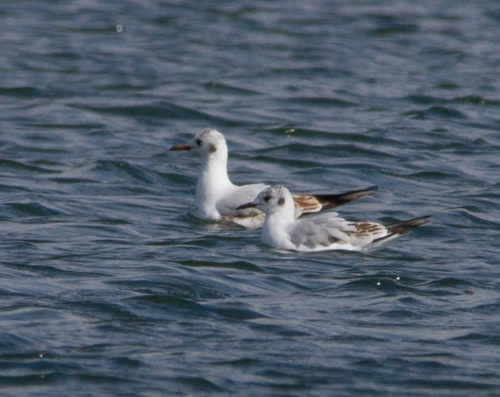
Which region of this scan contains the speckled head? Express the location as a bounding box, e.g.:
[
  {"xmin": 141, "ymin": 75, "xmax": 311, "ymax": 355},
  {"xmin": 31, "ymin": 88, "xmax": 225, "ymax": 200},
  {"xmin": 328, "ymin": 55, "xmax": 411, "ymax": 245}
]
[{"xmin": 239, "ymin": 185, "xmax": 294, "ymax": 216}]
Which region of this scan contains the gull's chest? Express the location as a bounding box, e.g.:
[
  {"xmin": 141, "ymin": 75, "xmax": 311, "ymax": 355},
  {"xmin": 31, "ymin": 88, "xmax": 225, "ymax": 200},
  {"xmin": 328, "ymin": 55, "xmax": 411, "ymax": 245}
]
[{"xmin": 262, "ymin": 217, "xmax": 294, "ymax": 249}]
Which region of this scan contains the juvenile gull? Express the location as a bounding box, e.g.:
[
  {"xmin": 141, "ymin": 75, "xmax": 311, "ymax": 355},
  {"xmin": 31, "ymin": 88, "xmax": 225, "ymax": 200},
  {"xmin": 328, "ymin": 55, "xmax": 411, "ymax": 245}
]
[
  {"xmin": 237, "ymin": 185, "xmax": 431, "ymax": 252},
  {"xmin": 170, "ymin": 129, "xmax": 376, "ymax": 228}
]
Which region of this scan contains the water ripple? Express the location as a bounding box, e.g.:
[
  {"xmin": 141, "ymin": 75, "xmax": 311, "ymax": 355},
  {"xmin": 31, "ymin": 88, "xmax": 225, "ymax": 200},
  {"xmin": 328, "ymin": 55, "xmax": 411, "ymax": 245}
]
[{"xmin": 1, "ymin": 0, "xmax": 499, "ymax": 395}]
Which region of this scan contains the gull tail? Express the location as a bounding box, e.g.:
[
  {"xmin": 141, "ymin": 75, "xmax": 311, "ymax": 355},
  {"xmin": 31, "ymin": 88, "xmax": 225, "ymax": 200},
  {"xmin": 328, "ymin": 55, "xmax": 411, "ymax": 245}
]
[{"xmin": 313, "ymin": 186, "xmax": 378, "ymax": 211}]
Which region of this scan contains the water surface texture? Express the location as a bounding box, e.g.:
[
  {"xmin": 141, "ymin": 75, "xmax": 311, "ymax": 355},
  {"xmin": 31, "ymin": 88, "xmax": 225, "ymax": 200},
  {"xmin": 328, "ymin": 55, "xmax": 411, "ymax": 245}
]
[{"xmin": 1, "ymin": 1, "xmax": 499, "ymax": 395}]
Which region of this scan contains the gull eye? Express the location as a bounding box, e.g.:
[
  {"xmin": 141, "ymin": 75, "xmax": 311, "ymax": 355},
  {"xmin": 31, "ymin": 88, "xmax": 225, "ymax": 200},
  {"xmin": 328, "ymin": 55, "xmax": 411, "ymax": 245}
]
[
  {"xmin": 196, "ymin": 139, "xmax": 202, "ymax": 146},
  {"xmin": 263, "ymin": 196, "xmax": 271, "ymax": 202}
]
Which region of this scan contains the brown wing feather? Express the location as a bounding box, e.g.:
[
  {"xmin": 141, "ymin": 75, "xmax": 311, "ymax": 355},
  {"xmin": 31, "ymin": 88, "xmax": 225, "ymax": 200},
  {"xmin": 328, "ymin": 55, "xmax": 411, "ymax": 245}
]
[
  {"xmin": 293, "ymin": 186, "xmax": 377, "ymax": 216},
  {"xmin": 221, "ymin": 213, "xmax": 266, "ymax": 229},
  {"xmin": 292, "ymin": 194, "xmax": 322, "ymax": 213},
  {"xmin": 346, "ymin": 221, "xmax": 387, "ymax": 240}
]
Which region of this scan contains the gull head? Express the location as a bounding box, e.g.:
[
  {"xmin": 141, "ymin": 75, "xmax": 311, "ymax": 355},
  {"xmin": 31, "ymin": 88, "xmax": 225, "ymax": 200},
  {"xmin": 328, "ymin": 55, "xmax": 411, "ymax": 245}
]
[
  {"xmin": 170, "ymin": 129, "xmax": 228, "ymax": 161},
  {"xmin": 238, "ymin": 185, "xmax": 294, "ymax": 216}
]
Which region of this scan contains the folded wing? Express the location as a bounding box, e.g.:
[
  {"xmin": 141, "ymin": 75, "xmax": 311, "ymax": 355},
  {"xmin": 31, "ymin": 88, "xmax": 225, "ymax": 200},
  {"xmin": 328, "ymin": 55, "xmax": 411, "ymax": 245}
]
[
  {"xmin": 289, "ymin": 214, "xmax": 389, "ymax": 250},
  {"xmin": 293, "ymin": 186, "xmax": 377, "ymax": 217},
  {"xmin": 217, "ymin": 183, "xmax": 268, "ymax": 216}
]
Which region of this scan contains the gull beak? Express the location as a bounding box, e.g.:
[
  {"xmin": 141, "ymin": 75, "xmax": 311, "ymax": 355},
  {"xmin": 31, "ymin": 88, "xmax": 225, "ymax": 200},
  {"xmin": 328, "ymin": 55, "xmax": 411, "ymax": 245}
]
[
  {"xmin": 236, "ymin": 202, "xmax": 256, "ymax": 210},
  {"xmin": 170, "ymin": 143, "xmax": 193, "ymax": 151}
]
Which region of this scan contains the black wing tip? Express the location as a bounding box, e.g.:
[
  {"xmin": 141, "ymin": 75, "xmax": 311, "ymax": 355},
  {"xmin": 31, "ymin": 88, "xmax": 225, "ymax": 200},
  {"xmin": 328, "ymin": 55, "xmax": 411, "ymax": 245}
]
[
  {"xmin": 364, "ymin": 185, "xmax": 379, "ymax": 192},
  {"xmin": 387, "ymin": 215, "xmax": 432, "ymax": 235},
  {"xmin": 314, "ymin": 186, "xmax": 378, "ymax": 209},
  {"xmin": 372, "ymin": 215, "xmax": 431, "ymax": 244}
]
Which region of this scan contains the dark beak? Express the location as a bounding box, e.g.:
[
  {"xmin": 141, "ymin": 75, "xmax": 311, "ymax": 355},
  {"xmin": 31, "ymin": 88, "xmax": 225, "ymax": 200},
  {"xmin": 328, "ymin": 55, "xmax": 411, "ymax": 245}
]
[
  {"xmin": 170, "ymin": 144, "xmax": 192, "ymax": 151},
  {"xmin": 236, "ymin": 202, "xmax": 256, "ymax": 210}
]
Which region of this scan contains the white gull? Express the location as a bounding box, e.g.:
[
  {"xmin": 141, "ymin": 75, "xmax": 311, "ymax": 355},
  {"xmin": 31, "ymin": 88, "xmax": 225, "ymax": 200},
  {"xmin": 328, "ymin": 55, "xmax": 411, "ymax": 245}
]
[
  {"xmin": 237, "ymin": 185, "xmax": 431, "ymax": 252},
  {"xmin": 170, "ymin": 129, "xmax": 376, "ymax": 228}
]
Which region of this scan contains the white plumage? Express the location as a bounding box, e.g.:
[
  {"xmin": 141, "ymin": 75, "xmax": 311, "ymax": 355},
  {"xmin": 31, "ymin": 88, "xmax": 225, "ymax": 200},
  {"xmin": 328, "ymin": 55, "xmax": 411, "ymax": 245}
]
[
  {"xmin": 238, "ymin": 185, "xmax": 430, "ymax": 252},
  {"xmin": 170, "ymin": 129, "xmax": 376, "ymax": 228}
]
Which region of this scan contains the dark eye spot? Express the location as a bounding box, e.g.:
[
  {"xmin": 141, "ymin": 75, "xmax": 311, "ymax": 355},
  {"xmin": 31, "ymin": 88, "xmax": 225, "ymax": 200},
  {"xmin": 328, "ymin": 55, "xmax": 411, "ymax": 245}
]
[
  {"xmin": 278, "ymin": 197, "xmax": 285, "ymax": 206},
  {"xmin": 263, "ymin": 196, "xmax": 271, "ymax": 202},
  {"xmin": 196, "ymin": 139, "xmax": 202, "ymax": 146}
]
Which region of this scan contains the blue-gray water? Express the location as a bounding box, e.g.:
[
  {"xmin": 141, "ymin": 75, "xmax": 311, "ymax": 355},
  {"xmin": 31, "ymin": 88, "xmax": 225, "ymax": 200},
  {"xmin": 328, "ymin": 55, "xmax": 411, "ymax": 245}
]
[{"xmin": 1, "ymin": 1, "xmax": 499, "ymax": 395}]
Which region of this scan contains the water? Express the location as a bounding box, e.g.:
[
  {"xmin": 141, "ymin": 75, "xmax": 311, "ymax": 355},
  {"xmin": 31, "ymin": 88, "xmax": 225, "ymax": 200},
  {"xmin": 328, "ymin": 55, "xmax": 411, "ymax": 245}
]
[{"xmin": 1, "ymin": 0, "xmax": 499, "ymax": 395}]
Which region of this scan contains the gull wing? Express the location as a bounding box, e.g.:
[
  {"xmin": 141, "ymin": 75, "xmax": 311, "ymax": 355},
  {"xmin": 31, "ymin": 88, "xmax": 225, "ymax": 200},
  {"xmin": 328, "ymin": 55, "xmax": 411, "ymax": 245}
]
[
  {"xmin": 288, "ymin": 214, "xmax": 389, "ymax": 250},
  {"xmin": 289, "ymin": 214, "xmax": 431, "ymax": 251},
  {"xmin": 288, "ymin": 213, "xmax": 354, "ymax": 249},
  {"xmin": 217, "ymin": 183, "xmax": 268, "ymax": 216},
  {"xmin": 293, "ymin": 186, "xmax": 377, "ymax": 217}
]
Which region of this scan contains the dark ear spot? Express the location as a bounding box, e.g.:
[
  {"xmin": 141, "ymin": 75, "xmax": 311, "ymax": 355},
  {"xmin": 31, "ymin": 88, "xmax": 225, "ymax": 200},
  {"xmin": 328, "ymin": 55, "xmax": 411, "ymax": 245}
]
[
  {"xmin": 209, "ymin": 144, "xmax": 217, "ymax": 153},
  {"xmin": 278, "ymin": 197, "xmax": 285, "ymax": 206}
]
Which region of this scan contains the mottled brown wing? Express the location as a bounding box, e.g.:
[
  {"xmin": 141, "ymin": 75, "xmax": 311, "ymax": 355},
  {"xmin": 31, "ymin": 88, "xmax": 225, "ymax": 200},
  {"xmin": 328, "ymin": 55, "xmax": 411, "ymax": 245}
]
[
  {"xmin": 292, "ymin": 194, "xmax": 322, "ymax": 214},
  {"xmin": 293, "ymin": 186, "xmax": 377, "ymax": 216},
  {"xmin": 221, "ymin": 212, "xmax": 266, "ymax": 229},
  {"xmin": 346, "ymin": 221, "xmax": 388, "ymax": 242}
]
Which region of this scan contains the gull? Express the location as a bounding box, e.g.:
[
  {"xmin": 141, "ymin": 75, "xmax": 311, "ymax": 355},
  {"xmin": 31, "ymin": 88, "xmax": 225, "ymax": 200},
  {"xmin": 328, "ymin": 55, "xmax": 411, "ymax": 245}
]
[
  {"xmin": 170, "ymin": 128, "xmax": 376, "ymax": 228},
  {"xmin": 237, "ymin": 185, "xmax": 431, "ymax": 252}
]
